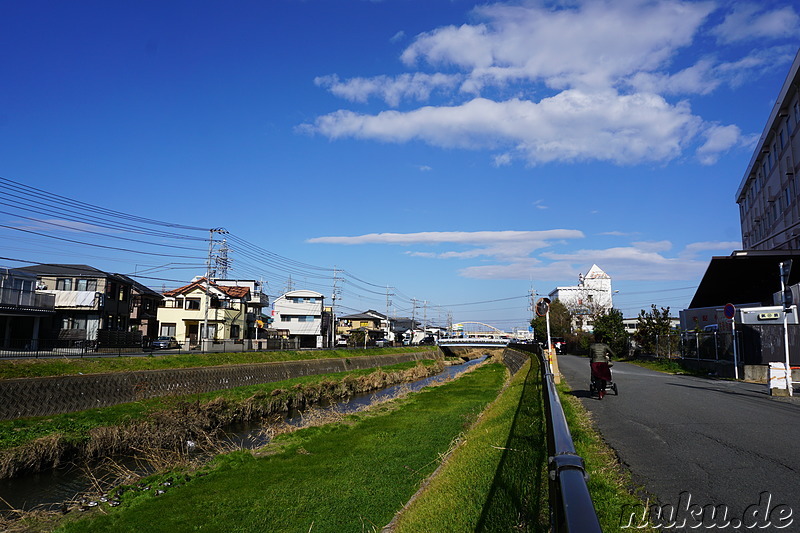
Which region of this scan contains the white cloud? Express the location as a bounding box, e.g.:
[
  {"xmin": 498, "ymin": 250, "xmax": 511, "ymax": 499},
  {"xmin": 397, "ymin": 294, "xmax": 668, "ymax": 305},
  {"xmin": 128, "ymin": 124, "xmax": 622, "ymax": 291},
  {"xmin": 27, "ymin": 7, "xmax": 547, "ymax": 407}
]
[
  {"xmin": 696, "ymin": 124, "xmax": 745, "ymax": 165},
  {"xmin": 305, "ymin": 0, "xmax": 796, "ymax": 167},
  {"xmin": 308, "ymin": 229, "xmax": 584, "ymax": 247},
  {"xmin": 712, "ymin": 4, "xmax": 800, "ymax": 44},
  {"xmin": 401, "ymin": 0, "xmax": 714, "ymax": 91},
  {"xmin": 390, "ymin": 30, "xmax": 406, "ymax": 44},
  {"xmin": 306, "ymin": 91, "xmax": 702, "ymax": 165},
  {"xmin": 314, "ymin": 73, "xmax": 460, "ymax": 107}
]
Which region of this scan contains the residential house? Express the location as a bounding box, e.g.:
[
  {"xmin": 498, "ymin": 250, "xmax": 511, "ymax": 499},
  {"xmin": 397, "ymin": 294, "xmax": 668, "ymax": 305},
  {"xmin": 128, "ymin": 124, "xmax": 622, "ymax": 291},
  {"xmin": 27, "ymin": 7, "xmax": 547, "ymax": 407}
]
[
  {"xmin": 158, "ymin": 277, "xmax": 252, "ymax": 346},
  {"xmin": 272, "ymin": 290, "xmax": 324, "ymax": 348},
  {"xmin": 336, "ymin": 309, "xmax": 391, "ymax": 345},
  {"xmin": 15, "ymin": 264, "xmax": 136, "ymax": 345},
  {"xmin": 116, "ymin": 274, "xmax": 163, "ymax": 345},
  {"xmin": 0, "ymin": 267, "xmax": 55, "ymax": 350},
  {"xmin": 213, "ymin": 279, "xmax": 270, "ymax": 339}
]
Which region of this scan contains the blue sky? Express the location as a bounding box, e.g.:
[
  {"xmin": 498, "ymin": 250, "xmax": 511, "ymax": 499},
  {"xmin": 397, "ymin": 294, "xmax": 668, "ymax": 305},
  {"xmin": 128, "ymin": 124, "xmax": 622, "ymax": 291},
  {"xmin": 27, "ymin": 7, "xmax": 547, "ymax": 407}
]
[{"xmin": 1, "ymin": 0, "xmax": 799, "ymax": 330}]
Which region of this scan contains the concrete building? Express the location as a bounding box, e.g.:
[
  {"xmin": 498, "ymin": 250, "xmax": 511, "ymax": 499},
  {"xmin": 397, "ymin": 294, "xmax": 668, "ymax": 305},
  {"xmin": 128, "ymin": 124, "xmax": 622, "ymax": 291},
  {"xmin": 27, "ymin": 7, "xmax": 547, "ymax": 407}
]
[
  {"xmin": 736, "ymin": 48, "xmax": 800, "ymax": 251},
  {"xmin": 549, "ymin": 264, "xmax": 614, "ymax": 332},
  {"xmin": 271, "ymin": 290, "xmax": 324, "ymax": 348}
]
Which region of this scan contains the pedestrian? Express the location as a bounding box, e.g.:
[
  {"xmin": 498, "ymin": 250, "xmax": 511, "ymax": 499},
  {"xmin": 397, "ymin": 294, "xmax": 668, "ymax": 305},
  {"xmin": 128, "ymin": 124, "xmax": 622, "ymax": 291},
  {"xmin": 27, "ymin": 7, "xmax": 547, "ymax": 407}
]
[{"xmin": 590, "ymin": 334, "xmax": 614, "ymax": 399}]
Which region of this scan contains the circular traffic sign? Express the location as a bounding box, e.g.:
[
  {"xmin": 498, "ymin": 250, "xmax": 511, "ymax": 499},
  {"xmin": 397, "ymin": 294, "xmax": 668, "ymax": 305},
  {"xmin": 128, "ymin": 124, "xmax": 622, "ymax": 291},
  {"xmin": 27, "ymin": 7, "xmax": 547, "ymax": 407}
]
[{"xmin": 723, "ymin": 303, "xmax": 735, "ymax": 320}]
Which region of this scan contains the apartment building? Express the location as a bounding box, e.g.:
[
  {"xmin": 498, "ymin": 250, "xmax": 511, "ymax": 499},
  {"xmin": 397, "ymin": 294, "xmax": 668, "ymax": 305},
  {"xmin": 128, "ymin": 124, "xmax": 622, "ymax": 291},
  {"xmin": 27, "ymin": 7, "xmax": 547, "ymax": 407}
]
[
  {"xmin": 271, "ymin": 290, "xmax": 324, "ymax": 348},
  {"xmin": 736, "ymin": 49, "xmax": 800, "ymax": 250}
]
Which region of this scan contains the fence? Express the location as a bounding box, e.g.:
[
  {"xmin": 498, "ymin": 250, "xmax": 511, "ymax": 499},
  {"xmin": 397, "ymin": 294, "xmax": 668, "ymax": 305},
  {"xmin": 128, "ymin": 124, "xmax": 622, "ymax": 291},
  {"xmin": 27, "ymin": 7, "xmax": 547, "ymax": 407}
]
[
  {"xmin": 506, "ymin": 343, "xmax": 602, "ymax": 533},
  {"xmin": 0, "ymin": 337, "xmax": 301, "ymax": 359},
  {"xmin": 638, "ymin": 331, "xmax": 737, "ymax": 361}
]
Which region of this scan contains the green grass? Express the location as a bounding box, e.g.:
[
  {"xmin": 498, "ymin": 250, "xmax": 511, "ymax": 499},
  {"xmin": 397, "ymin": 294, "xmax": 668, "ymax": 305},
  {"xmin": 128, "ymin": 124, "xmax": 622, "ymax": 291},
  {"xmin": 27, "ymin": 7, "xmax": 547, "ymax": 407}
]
[
  {"xmin": 392, "ymin": 359, "xmax": 548, "ymax": 533},
  {"xmin": 0, "ymin": 347, "xmax": 427, "ymax": 380},
  {"xmin": 557, "ymin": 383, "xmax": 658, "ymax": 532},
  {"xmin": 0, "ymin": 360, "xmax": 435, "ymax": 451},
  {"xmin": 54, "ymin": 363, "xmax": 508, "ymax": 533},
  {"xmin": 621, "ymin": 357, "xmax": 703, "ymax": 375}
]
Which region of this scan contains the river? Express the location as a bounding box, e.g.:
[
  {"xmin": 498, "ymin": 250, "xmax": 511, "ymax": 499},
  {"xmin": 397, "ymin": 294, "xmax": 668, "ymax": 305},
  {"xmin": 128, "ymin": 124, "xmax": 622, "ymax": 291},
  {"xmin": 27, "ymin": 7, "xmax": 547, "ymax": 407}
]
[{"xmin": 0, "ymin": 356, "xmax": 488, "ymax": 513}]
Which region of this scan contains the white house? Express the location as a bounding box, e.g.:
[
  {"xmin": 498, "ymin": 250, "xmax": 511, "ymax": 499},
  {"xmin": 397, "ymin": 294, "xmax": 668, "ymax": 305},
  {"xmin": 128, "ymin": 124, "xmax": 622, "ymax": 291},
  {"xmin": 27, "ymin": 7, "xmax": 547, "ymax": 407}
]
[
  {"xmin": 549, "ymin": 264, "xmax": 614, "ymax": 332},
  {"xmin": 272, "ymin": 290, "xmax": 324, "ymax": 348}
]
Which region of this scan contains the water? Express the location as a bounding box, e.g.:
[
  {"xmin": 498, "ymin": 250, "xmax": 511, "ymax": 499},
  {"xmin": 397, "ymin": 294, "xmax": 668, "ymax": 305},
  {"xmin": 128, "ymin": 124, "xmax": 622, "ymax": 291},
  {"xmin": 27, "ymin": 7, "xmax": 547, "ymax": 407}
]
[{"xmin": 0, "ymin": 356, "xmax": 487, "ymax": 512}]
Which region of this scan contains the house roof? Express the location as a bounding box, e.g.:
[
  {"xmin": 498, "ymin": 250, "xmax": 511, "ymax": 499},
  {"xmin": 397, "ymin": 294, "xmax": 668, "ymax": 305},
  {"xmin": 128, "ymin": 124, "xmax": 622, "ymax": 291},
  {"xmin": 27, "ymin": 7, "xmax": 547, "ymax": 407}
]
[
  {"xmin": 164, "ymin": 277, "xmax": 250, "ymax": 299},
  {"xmin": 340, "ymin": 313, "xmax": 382, "ymax": 320},
  {"xmin": 688, "ymin": 250, "xmax": 800, "ymax": 309},
  {"xmin": 114, "ymin": 274, "xmax": 163, "ymax": 298},
  {"xmin": 16, "ymin": 264, "xmax": 110, "ymax": 278}
]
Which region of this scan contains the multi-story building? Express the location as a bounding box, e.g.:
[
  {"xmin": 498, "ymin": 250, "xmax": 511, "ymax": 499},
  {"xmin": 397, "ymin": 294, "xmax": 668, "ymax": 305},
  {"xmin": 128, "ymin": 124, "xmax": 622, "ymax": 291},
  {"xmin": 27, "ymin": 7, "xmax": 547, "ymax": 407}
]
[
  {"xmin": 271, "ymin": 290, "xmax": 324, "ymax": 348},
  {"xmin": 158, "ymin": 277, "xmax": 252, "ymax": 345},
  {"xmin": 549, "ymin": 264, "xmax": 614, "ymax": 332},
  {"xmin": 736, "ymin": 48, "xmax": 800, "ymax": 250},
  {"xmin": 0, "ymin": 267, "xmax": 55, "ymax": 349},
  {"xmin": 15, "ymin": 264, "xmax": 136, "ymax": 344}
]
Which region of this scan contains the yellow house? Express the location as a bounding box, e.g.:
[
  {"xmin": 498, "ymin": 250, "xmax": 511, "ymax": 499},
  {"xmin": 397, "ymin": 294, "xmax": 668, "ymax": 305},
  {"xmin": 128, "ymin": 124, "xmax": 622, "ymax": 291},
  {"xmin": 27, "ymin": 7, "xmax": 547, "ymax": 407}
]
[{"xmin": 157, "ymin": 277, "xmax": 251, "ymax": 345}]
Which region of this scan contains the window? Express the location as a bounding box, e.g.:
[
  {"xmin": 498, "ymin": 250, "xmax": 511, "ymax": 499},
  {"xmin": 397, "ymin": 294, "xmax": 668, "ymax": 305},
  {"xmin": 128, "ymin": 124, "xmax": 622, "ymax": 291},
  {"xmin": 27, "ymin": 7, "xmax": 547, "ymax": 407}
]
[
  {"xmin": 73, "ymin": 317, "xmax": 87, "ymax": 330},
  {"xmin": 76, "ymin": 279, "xmax": 97, "ymax": 291},
  {"xmin": 186, "ymin": 298, "xmax": 201, "ymax": 310},
  {"xmin": 160, "ymin": 323, "xmax": 177, "ymax": 337},
  {"xmin": 56, "ymin": 278, "xmax": 73, "ymax": 290},
  {"xmin": 230, "ymin": 325, "xmax": 240, "ymax": 339}
]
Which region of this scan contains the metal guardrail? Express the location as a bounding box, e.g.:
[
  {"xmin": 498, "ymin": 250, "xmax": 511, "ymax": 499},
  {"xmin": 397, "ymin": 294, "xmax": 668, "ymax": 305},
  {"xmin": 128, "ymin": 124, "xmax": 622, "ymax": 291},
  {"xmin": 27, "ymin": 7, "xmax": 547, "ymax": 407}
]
[{"xmin": 508, "ymin": 343, "xmax": 602, "ymax": 533}]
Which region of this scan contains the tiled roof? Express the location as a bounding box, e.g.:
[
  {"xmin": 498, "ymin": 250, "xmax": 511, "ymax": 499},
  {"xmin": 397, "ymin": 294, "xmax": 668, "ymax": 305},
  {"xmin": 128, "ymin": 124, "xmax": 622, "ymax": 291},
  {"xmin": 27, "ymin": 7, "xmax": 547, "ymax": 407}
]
[{"xmin": 164, "ymin": 278, "xmax": 250, "ymax": 299}]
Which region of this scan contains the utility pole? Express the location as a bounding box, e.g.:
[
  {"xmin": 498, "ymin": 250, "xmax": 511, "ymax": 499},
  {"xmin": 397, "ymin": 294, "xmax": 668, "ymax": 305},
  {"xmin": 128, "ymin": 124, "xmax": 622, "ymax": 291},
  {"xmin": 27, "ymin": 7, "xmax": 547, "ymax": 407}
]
[
  {"xmin": 411, "ymin": 298, "xmax": 417, "ymax": 344},
  {"xmin": 331, "ymin": 269, "xmax": 341, "ymax": 349},
  {"xmin": 203, "ymin": 228, "xmax": 227, "ymax": 346}
]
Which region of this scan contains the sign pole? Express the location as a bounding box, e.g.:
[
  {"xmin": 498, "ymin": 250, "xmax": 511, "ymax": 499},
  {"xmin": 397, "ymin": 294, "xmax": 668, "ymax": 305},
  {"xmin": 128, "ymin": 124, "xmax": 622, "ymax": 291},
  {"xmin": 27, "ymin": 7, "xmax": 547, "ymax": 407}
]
[
  {"xmin": 724, "ymin": 303, "xmax": 738, "ymax": 380},
  {"xmin": 780, "ymin": 262, "xmax": 793, "ymax": 396}
]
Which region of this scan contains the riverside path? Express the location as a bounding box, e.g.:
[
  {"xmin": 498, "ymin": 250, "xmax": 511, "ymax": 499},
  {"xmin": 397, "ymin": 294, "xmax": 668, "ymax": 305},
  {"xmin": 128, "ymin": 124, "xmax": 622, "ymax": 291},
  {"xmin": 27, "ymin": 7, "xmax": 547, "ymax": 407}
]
[{"xmin": 557, "ymin": 354, "xmax": 800, "ymax": 532}]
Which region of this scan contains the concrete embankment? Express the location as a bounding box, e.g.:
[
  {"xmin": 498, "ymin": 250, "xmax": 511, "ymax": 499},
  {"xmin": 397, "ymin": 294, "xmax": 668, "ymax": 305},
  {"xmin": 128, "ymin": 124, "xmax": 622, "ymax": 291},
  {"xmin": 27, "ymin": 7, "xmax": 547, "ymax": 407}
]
[{"xmin": 0, "ymin": 350, "xmax": 439, "ymax": 420}]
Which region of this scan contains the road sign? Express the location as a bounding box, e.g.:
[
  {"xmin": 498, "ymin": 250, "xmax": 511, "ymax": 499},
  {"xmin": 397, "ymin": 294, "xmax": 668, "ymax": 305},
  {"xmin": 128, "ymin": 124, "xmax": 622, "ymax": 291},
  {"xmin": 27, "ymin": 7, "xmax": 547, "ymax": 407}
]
[
  {"xmin": 536, "ymin": 297, "xmax": 550, "ymax": 317},
  {"xmin": 723, "ymin": 303, "xmax": 735, "ymax": 320}
]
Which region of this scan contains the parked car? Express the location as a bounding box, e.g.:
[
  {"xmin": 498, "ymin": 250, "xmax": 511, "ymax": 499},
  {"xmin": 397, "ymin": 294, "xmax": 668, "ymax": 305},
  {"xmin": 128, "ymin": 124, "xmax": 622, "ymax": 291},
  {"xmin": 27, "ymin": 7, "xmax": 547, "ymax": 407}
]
[
  {"xmin": 151, "ymin": 336, "xmax": 180, "ymax": 350},
  {"xmin": 419, "ymin": 336, "xmax": 436, "ymax": 345}
]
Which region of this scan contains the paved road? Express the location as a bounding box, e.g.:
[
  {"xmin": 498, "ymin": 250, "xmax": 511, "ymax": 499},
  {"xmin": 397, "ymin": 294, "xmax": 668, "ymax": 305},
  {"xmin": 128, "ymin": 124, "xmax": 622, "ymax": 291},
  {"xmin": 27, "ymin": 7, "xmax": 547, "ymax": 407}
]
[{"xmin": 557, "ymin": 354, "xmax": 800, "ymax": 531}]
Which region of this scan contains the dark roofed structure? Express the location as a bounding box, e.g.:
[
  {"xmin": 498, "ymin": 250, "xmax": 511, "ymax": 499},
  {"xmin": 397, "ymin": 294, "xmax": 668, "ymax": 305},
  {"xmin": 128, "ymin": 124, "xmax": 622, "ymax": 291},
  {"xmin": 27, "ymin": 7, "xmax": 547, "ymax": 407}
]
[{"xmin": 689, "ymin": 250, "xmax": 800, "ymax": 309}]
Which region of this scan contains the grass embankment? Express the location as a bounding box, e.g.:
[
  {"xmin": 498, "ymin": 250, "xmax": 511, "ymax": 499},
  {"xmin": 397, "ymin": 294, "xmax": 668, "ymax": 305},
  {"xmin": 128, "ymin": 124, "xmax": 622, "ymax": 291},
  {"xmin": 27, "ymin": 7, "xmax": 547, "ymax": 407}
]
[
  {"xmin": 557, "ymin": 383, "xmax": 658, "ymax": 532},
  {"xmin": 0, "ymin": 360, "xmax": 441, "ymax": 478},
  {"xmin": 391, "ymin": 358, "xmax": 548, "ymax": 532},
  {"xmin": 0, "ymin": 346, "xmax": 427, "ymax": 380},
  {"xmin": 53, "ymin": 362, "xmax": 508, "ymax": 533}
]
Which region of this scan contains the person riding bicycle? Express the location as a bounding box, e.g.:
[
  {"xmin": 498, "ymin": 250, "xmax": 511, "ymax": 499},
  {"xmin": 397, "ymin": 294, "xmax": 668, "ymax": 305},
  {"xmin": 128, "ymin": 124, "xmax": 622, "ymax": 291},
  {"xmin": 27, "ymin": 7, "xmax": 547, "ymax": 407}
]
[{"xmin": 590, "ymin": 335, "xmax": 615, "ymax": 399}]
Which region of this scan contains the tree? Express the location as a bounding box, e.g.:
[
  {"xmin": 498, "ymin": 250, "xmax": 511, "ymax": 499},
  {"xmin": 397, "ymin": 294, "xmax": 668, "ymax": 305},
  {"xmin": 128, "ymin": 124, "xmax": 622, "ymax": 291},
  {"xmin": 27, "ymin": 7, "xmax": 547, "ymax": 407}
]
[
  {"xmin": 530, "ymin": 299, "xmax": 573, "ymax": 341},
  {"xmin": 634, "ymin": 305, "xmax": 674, "ymax": 356},
  {"xmin": 592, "ymin": 308, "xmax": 628, "ymax": 357}
]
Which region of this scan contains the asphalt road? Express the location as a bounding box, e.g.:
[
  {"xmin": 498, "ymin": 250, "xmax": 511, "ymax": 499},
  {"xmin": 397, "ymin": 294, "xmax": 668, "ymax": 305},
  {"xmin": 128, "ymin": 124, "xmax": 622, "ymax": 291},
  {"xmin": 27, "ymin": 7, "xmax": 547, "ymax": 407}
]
[{"xmin": 557, "ymin": 354, "xmax": 800, "ymax": 531}]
